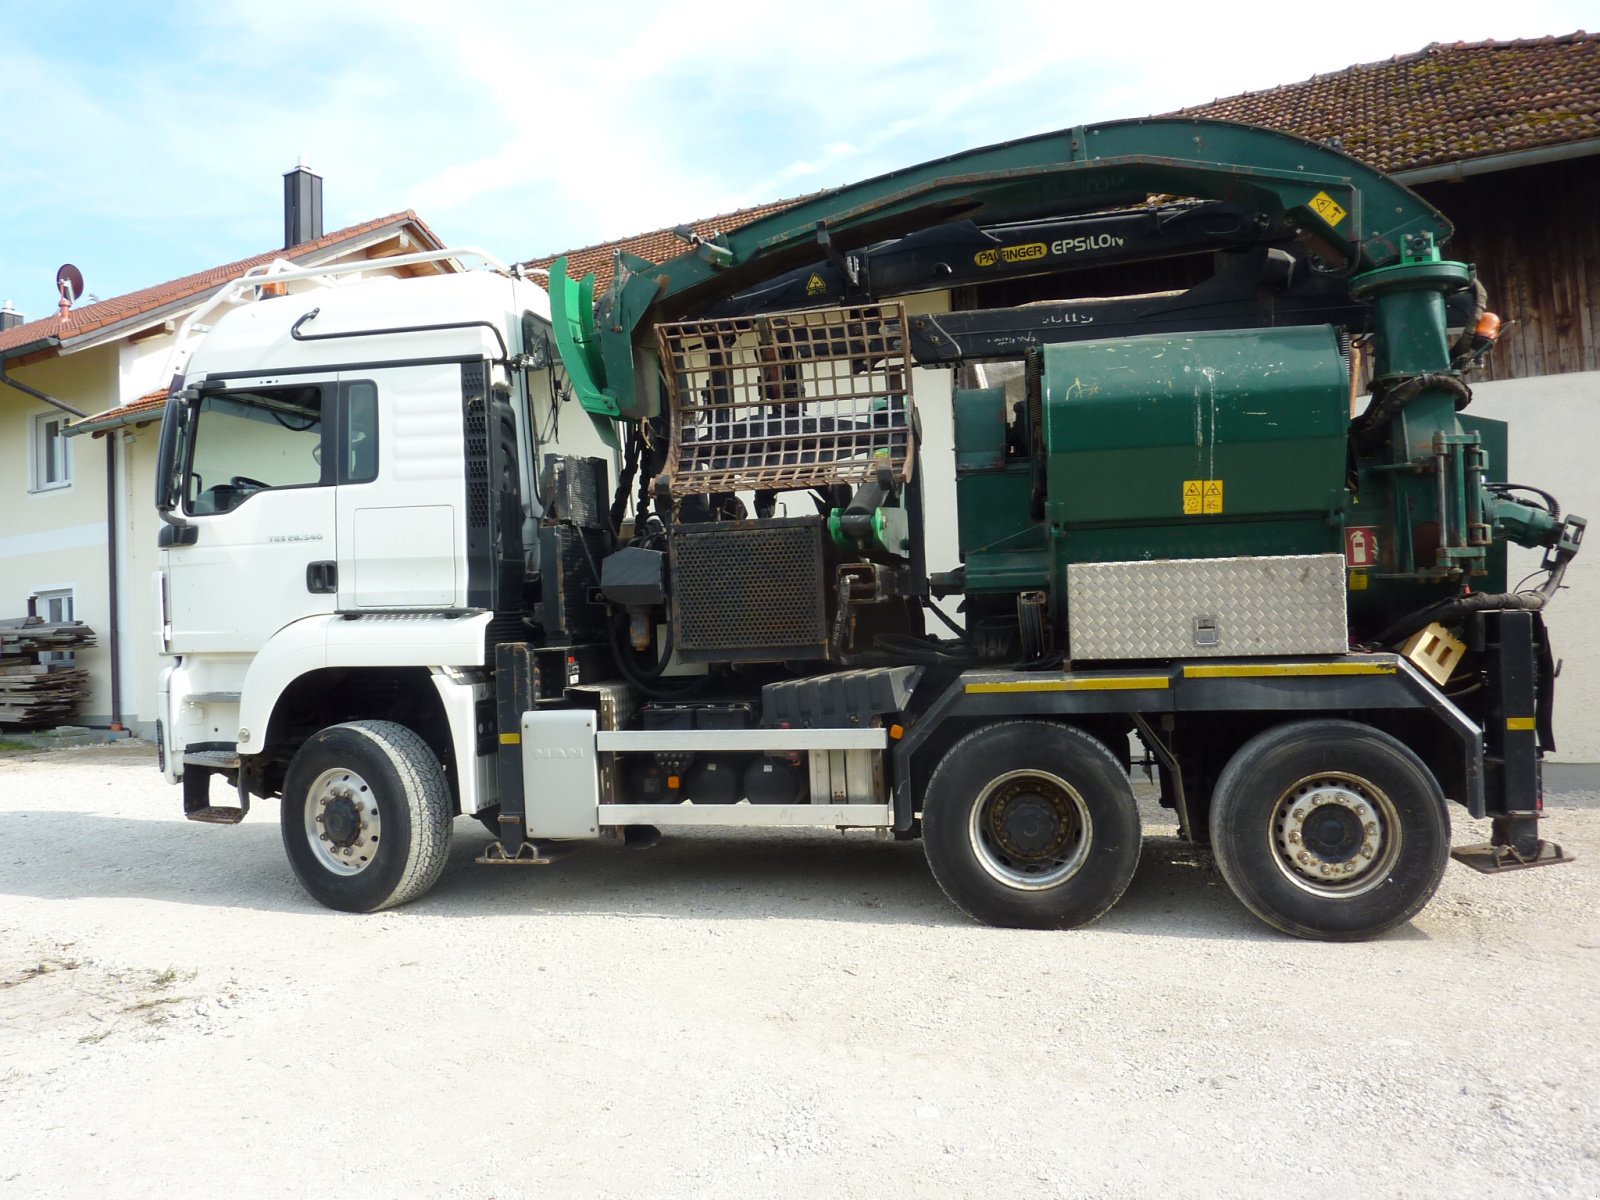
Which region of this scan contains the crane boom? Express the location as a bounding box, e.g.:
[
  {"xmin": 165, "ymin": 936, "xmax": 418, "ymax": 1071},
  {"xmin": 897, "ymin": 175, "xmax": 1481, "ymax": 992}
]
[{"xmin": 550, "ymin": 117, "xmax": 1452, "ymax": 419}]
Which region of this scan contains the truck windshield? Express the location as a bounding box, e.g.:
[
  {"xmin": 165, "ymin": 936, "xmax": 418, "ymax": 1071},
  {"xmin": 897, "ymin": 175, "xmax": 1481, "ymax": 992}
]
[{"xmin": 185, "ymin": 385, "xmax": 325, "ymax": 514}]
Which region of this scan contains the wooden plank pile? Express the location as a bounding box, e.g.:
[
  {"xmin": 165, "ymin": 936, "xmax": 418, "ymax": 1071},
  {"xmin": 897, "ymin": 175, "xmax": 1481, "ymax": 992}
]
[{"xmin": 0, "ymin": 616, "xmax": 96, "ymax": 729}]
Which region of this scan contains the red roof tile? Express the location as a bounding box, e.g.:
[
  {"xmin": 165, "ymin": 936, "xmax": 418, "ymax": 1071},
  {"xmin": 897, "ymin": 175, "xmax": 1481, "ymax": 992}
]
[
  {"xmin": 69, "ymin": 390, "xmax": 169, "ymax": 437},
  {"xmin": 1, "ymin": 211, "xmax": 446, "ymax": 359},
  {"xmin": 522, "ymin": 194, "xmax": 820, "ymax": 294},
  {"xmin": 1171, "ymin": 32, "xmax": 1600, "ymax": 175}
]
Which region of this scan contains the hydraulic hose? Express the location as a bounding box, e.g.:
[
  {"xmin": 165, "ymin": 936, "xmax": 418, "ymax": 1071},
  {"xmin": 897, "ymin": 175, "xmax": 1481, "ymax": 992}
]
[{"xmin": 1376, "ymin": 557, "xmax": 1572, "ymax": 646}]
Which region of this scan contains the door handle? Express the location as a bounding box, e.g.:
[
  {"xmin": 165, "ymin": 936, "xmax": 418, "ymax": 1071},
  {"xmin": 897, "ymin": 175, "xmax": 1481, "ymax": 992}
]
[{"xmin": 306, "ymin": 561, "xmax": 338, "ymax": 594}]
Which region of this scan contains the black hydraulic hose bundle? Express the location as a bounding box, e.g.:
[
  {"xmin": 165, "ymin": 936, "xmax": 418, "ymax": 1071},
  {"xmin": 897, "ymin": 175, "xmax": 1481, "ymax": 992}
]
[
  {"xmin": 1486, "ymin": 482, "xmax": 1560, "ymax": 522},
  {"xmin": 1375, "ymin": 556, "xmax": 1572, "ymax": 647},
  {"xmin": 1353, "ymin": 372, "xmax": 1473, "ymax": 448},
  {"xmin": 1449, "ymin": 274, "xmax": 1489, "ymax": 368}
]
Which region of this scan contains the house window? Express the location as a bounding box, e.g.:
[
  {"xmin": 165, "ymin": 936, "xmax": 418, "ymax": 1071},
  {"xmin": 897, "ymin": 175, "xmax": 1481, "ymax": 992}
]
[
  {"xmin": 31, "ymin": 412, "xmax": 72, "ymax": 492},
  {"xmin": 32, "ymin": 588, "xmax": 75, "ymax": 666}
]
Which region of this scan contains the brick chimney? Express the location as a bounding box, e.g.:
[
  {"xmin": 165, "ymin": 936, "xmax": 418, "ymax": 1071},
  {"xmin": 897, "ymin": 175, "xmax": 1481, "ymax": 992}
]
[
  {"xmin": 283, "ymin": 160, "xmax": 324, "ymax": 250},
  {"xmin": 0, "ymin": 300, "xmax": 22, "ymax": 332}
]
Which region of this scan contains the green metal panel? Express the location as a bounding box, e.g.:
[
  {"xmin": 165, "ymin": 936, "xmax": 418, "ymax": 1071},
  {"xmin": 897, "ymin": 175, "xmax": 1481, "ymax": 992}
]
[
  {"xmin": 1039, "ymin": 325, "xmax": 1350, "ymax": 565},
  {"xmin": 1461, "ymin": 414, "xmax": 1508, "ymax": 594},
  {"xmin": 953, "ymin": 387, "xmax": 1008, "ymax": 472},
  {"xmin": 955, "ymin": 467, "xmax": 1048, "ymax": 592}
]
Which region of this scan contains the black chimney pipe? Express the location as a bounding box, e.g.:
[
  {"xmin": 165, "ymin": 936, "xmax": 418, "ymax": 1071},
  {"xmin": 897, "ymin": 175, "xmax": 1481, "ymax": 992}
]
[{"xmin": 283, "ymin": 162, "xmax": 324, "ymax": 250}]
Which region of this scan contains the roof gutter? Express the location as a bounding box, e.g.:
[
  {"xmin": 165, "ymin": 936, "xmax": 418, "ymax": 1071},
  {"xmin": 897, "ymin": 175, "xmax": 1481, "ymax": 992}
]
[
  {"xmin": 0, "ymin": 353, "xmax": 87, "ymax": 418},
  {"xmin": 64, "ymin": 404, "xmax": 165, "ymax": 439},
  {"xmin": 1395, "ymin": 137, "xmax": 1600, "ymax": 185}
]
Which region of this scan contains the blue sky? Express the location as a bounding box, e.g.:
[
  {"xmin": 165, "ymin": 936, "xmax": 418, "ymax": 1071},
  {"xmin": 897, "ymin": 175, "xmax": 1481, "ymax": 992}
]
[{"xmin": 2, "ymin": 0, "xmax": 1593, "ymax": 321}]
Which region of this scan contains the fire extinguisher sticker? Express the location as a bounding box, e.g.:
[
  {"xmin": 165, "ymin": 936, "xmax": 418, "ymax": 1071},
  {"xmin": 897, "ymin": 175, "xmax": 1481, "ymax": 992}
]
[{"xmin": 1345, "ymin": 526, "xmax": 1379, "ymax": 568}]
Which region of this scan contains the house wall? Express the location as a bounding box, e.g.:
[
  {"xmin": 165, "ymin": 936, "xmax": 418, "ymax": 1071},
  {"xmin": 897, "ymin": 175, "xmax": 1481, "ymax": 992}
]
[
  {"xmin": 0, "ymin": 347, "xmax": 118, "ymax": 726},
  {"xmin": 1466, "ymin": 370, "xmax": 1600, "ymax": 763},
  {"xmin": 905, "ymin": 290, "xmax": 959, "ymax": 579}
]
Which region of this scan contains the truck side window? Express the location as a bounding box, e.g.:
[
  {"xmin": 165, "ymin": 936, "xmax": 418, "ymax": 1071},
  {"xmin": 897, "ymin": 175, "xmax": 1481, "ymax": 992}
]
[
  {"xmin": 185, "ymin": 384, "xmax": 327, "ymax": 515},
  {"xmin": 343, "ymin": 381, "xmax": 379, "ymax": 484}
]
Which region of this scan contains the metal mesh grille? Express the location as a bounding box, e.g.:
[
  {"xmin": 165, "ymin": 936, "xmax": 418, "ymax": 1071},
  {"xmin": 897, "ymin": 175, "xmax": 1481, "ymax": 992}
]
[
  {"xmin": 463, "ymin": 394, "xmax": 489, "ymax": 527},
  {"xmin": 656, "ymin": 303, "xmax": 916, "ymax": 497},
  {"xmin": 670, "ymin": 520, "xmax": 827, "ymax": 660}
]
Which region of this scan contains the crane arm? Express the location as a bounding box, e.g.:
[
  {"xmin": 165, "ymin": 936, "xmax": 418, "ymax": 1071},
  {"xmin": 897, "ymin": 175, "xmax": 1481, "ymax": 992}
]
[{"xmin": 551, "ymin": 117, "xmax": 1451, "ymax": 419}]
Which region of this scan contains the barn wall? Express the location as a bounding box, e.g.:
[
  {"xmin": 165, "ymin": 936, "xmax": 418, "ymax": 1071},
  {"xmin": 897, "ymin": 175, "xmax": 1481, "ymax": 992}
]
[{"xmin": 1418, "ymin": 155, "xmax": 1600, "ymax": 381}]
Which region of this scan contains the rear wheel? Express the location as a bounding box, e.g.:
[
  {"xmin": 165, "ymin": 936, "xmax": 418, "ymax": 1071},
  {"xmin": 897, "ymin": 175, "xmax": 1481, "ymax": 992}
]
[
  {"xmin": 281, "ymin": 720, "xmax": 453, "ymax": 912},
  {"xmin": 922, "ymin": 721, "xmax": 1141, "ymax": 929},
  {"xmin": 1209, "ymin": 720, "xmax": 1449, "ymax": 940}
]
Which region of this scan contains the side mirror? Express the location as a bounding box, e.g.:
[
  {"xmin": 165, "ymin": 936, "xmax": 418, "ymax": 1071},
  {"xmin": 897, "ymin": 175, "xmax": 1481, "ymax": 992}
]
[
  {"xmin": 155, "ymin": 389, "xmax": 196, "ymax": 526},
  {"xmin": 519, "ymin": 311, "xmax": 552, "ymax": 372}
]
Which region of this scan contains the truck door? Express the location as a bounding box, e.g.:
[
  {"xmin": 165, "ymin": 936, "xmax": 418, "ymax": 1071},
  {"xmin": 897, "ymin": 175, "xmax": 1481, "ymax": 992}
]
[
  {"xmin": 163, "ymin": 377, "xmax": 339, "ymax": 654},
  {"xmin": 334, "ymin": 363, "xmax": 467, "ymax": 612}
]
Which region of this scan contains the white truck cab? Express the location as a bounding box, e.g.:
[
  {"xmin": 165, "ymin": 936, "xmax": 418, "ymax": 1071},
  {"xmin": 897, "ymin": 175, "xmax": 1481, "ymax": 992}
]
[{"xmin": 154, "ymin": 255, "xmax": 604, "ymax": 890}]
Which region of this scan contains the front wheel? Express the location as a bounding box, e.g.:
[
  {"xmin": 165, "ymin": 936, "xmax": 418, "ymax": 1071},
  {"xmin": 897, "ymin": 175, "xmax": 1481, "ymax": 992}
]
[
  {"xmin": 922, "ymin": 721, "xmax": 1141, "ymax": 929},
  {"xmin": 1208, "ymin": 720, "xmax": 1450, "ymax": 941},
  {"xmin": 281, "ymin": 720, "xmax": 453, "ymax": 912}
]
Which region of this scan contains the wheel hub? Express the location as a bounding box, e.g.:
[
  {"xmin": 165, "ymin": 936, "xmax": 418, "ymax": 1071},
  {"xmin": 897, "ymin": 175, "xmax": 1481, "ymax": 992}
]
[
  {"xmin": 968, "ymin": 769, "xmax": 1093, "ymax": 891},
  {"xmin": 305, "ymin": 769, "xmax": 382, "ymax": 876},
  {"xmin": 994, "ymin": 789, "xmax": 1073, "ymax": 859},
  {"xmin": 322, "ymin": 796, "xmax": 361, "ymax": 845},
  {"xmin": 1273, "ymin": 776, "xmax": 1389, "ymax": 891}
]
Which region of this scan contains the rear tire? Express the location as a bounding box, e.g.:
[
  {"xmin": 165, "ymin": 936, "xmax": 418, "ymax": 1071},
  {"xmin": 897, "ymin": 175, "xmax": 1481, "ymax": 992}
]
[
  {"xmin": 281, "ymin": 720, "xmax": 453, "ymax": 912},
  {"xmin": 1208, "ymin": 720, "xmax": 1449, "ymax": 941},
  {"xmin": 922, "ymin": 721, "xmax": 1141, "ymax": 930}
]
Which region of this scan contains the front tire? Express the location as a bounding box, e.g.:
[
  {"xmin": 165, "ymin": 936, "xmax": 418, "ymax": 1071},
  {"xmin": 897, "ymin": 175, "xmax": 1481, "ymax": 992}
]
[
  {"xmin": 1208, "ymin": 720, "xmax": 1450, "ymax": 941},
  {"xmin": 922, "ymin": 721, "xmax": 1141, "ymax": 929},
  {"xmin": 281, "ymin": 720, "xmax": 453, "ymax": 912}
]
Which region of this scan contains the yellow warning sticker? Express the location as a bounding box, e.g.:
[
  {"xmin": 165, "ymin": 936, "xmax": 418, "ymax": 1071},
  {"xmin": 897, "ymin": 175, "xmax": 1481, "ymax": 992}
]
[
  {"xmin": 1309, "ymin": 191, "xmax": 1348, "ymax": 227},
  {"xmin": 804, "ymin": 272, "xmax": 827, "ymax": 296},
  {"xmin": 1183, "ymin": 479, "xmax": 1225, "ymax": 515},
  {"xmin": 1348, "ymin": 571, "xmax": 1369, "ymax": 591}
]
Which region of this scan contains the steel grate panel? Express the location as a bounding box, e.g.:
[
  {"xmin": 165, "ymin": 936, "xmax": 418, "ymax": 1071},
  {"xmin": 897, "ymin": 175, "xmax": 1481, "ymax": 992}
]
[
  {"xmin": 655, "ymin": 303, "xmax": 916, "ymax": 497},
  {"xmin": 670, "ymin": 520, "xmax": 827, "ymax": 660}
]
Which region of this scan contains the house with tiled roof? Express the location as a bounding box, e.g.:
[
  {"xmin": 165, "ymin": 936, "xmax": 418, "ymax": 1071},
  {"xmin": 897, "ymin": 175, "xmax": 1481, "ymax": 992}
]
[
  {"xmin": 0, "ymin": 169, "xmax": 451, "ymax": 736},
  {"xmin": 523, "ymin": 33, "xmax": 1600, "ymax": 762},
  {"xmin": 1176, "ymin": 31, "xmax": 1600, "ymax": 380}
]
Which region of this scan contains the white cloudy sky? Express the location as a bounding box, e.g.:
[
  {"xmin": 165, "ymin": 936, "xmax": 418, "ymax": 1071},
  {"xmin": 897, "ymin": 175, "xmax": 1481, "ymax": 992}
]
[{"xmin": 2, "ymin": 0, "xmax": 1592, "ymax": 319}]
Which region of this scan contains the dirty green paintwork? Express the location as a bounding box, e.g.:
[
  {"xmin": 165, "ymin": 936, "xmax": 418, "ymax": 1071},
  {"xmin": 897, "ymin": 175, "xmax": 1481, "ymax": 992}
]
[
  {"xmin": 956, "ymin": 468, "xmax": 1048, "ymax": 592},
  {"xmin": 1041, "ymin": 325, "xmax": 1350, "ymax": 564}
]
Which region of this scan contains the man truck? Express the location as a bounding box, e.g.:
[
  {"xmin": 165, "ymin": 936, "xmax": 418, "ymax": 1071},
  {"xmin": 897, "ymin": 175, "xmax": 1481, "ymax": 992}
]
[{"xmin": 152, "ymin": 119, "xmax": 1583, "ymax": 938}]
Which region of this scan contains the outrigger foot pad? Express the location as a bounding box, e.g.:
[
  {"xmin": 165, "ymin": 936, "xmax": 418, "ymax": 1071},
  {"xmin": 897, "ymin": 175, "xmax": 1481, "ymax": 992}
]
[
  {"xmin": 476, "ymin": 841, "xmax": 551, "ymax": 866},
  {"xmin": 1451, "ymin": 840, "xmax": 1573, "ymax": 874}
]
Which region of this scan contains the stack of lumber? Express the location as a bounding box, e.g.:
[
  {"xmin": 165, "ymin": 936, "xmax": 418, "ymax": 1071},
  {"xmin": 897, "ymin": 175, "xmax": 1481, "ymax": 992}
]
[{"xmin": 0, "ymin": 616, "xmax": 96, "ymax": 729}]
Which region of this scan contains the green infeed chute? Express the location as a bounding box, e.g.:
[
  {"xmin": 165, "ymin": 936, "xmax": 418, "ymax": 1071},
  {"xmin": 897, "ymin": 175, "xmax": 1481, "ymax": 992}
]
[{"xmin": 546, "ymin": 256, "xmax": 615, "ymax": 419}]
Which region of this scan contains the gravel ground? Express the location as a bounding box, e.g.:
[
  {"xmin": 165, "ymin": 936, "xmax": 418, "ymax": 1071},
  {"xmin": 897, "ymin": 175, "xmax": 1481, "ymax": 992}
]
[{"xmin": 2, "ymin": 742, "xmax": 1598, "ymax": 1199}]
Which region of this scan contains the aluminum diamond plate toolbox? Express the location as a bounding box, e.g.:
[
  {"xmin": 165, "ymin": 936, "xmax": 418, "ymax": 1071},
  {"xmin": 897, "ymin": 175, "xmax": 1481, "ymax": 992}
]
[{"xmin": 1067, "ymin": 554, "xmax": 1347, "ymax": 659}]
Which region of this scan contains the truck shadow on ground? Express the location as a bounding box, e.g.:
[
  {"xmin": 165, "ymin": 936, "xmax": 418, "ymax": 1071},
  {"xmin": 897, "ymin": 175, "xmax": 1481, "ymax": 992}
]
[{"xmin": 0, "ymin": 809, "xmax": 1385, "ymax": 941}]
